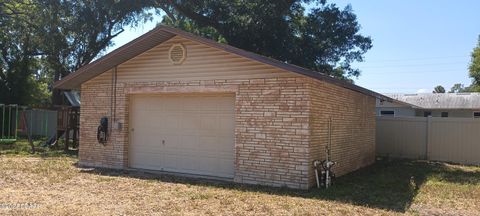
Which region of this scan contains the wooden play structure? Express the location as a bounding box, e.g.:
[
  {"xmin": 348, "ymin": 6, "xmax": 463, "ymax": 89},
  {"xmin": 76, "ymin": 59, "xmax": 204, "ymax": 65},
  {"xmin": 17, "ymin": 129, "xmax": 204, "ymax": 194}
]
[
  {"xmin": 53, "ymin": 91, "xmax": 80, "ymax": 151},
  {"xmin": 1, "ymin": 92, "xmax": 80, "ymax": 151},
  {"xmin": 56, "ymin": 106, "xmax": 80, "ymax": 151}
]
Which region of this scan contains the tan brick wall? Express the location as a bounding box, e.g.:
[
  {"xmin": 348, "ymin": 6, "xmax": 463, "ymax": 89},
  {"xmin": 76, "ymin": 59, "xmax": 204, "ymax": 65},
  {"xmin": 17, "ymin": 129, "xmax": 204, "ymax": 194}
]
[
  {"xmin": 79, "ymin": 72, "xmax": 375, "ymax": 189},
  {"xmin": 78, "ymin": 72, "xmax": 128, "ymax": 169},
  {"xmin": 80, "ymin": 75, "xmax": 311, "ymax": 189},
  {"xmin": 307, "ymin": 79, "xmax": 376, "ymax": 187},
  {"xmin": 235, "ymin": 78, "xmax": 310, "ymax": 189}
]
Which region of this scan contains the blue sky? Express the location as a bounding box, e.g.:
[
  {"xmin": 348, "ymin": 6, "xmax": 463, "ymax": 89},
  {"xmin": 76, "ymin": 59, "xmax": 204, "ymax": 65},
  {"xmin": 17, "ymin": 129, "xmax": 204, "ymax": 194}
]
[{"xmin": 110, "ymin": 1, "xmax": 480, "ymax": 93}]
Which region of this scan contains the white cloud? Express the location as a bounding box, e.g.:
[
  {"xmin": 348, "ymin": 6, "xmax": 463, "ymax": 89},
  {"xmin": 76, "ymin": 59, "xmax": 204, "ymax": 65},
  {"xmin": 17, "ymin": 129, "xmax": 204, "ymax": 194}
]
[{"xmin": 416, "ymin": 88, "xmax": 430, "ymax": 93}]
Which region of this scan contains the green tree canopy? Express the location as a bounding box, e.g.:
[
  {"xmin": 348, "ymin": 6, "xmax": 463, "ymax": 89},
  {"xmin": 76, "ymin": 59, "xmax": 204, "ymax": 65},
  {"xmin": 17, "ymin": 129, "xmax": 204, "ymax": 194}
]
[
  {"xmin": 0, "ymin": 0, "xmax": 47, "ymax": 104},
  {"xmin": 0, "ymin": 0, "xmax": 151, "ymax": 105},
  {"xmin": 155, "ymin": 0, "xmax": 372, "ymax": 81},
  {"xmin": 1, "ymin": 0, "xmax": 372, "ymax": 105},
  {"xmin": 448, "ymin": 83, "xmax": 474, "ymax": 93},
  {"xmin": 36, "ymin": 0, "xmax": 151, "ymax": 104},
  {"xmin": 469, "ymin": 35, "xmax": 480, "ymax": 89},
  {"xmin": 433, "ymin": 85, "xmax": 445, "ymax": 93}
]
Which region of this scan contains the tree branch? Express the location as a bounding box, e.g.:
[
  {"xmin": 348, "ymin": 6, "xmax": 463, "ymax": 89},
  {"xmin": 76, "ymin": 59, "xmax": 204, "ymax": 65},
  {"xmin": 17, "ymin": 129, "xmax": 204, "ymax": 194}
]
[
  {"xmin": 166, "ymin": 0, "xmax": 218, "ymax": 28},
  {"xmin": 159, "ymin": 4, "xmax": 177, "ymax": 22}
]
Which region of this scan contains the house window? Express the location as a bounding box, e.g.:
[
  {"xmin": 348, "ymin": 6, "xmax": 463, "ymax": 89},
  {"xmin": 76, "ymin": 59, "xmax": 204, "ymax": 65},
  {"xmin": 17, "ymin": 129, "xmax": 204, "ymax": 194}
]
[
  {"xmin": 441, "ymin": 112, "xmax": 448, "ymax": 117},
  {"xmin": 380, "ymin": 110, "xmax": 395, "ymax": 116},
  {"xmin": 424, "ymin": 111, "xmax": 432, "ymax": 117},
  {"xmin": 474, "ymin": 112, "xmax": 480, "ymax": 118}
]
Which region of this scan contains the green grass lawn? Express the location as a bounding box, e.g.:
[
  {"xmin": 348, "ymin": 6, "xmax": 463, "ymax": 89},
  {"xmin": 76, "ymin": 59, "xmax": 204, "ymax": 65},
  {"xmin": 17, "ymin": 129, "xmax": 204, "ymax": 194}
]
[{"xmin": 0, "ymin": 140, "xmax": 479, "ymax": 215}]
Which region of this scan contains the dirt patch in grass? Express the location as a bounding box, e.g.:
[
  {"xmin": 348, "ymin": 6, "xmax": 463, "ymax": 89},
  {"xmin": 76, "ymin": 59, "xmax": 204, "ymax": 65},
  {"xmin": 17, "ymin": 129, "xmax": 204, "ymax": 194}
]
[{"xmin": 0, "ymin": 156, "xmax": 479, "ymax": 215}]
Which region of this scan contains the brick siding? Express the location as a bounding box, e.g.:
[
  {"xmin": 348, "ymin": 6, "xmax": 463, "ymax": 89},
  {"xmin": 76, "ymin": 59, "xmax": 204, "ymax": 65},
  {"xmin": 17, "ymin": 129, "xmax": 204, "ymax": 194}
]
[
  {"xmin": 308, "ymin": 79, "xmax": 376, "ymax": 186},
  {"xmin": 79, "ymin": 74, "xmax": 375, "ymax": 189}
]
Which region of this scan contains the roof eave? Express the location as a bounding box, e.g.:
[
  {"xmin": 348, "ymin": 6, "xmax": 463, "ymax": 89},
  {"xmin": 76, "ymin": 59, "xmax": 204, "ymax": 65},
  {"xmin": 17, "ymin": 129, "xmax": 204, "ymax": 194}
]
[
  {"xmin": 53, "ymin": 27, "xmax": 176, "ymax": 89},
  {"xmin": 54, "ymin": 25, "xmax": 390, "ymax": 101}
]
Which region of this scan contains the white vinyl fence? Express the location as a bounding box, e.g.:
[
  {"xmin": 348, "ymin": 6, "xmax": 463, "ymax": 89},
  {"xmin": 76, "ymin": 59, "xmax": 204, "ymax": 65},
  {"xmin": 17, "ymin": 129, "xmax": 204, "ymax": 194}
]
[{"xmin": 376, "ymin": 116, "xmax": 480, "ymax": 165}]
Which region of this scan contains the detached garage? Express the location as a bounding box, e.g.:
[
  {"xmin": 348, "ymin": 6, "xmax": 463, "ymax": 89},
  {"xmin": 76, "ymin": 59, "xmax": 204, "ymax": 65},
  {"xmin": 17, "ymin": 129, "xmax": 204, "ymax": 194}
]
[{"xmin": 54, "ymin": 26, "xmax": 388, "ymax": 189}]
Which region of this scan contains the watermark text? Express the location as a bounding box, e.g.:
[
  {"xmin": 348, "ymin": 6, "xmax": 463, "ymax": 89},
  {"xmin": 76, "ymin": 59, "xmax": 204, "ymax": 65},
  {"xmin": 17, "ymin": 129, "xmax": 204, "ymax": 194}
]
[{"xmin": 0, "ymin": 203, "xmax": 39, "ymax": 209}]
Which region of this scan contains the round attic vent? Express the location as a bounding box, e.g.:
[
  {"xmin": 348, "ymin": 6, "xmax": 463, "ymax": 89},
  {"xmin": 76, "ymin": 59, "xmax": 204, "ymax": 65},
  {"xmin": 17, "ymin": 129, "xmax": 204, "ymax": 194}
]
[{"xmin": 169, "ymin": 43, "xmax": 186, "ymax": 65}]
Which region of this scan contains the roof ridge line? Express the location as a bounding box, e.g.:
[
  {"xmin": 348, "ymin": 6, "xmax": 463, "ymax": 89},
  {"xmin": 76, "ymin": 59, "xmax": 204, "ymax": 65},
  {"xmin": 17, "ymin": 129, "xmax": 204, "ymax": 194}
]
[{"xmin": 54, "ymin": 25, "xmax": 392, "ymax": 101}]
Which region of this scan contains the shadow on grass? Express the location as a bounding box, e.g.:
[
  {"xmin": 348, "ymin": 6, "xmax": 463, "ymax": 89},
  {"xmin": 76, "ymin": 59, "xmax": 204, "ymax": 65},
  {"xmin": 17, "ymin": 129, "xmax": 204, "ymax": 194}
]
[{"xmin": 78, "ymin": 158, "xmax": 480, "ymax": 213}]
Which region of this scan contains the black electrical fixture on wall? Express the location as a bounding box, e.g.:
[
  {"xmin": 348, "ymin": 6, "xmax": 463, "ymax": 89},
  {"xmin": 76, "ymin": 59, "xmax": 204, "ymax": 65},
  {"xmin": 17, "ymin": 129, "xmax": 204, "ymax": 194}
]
[{"xmin": 97, "ymin": 117, "xmax": 108, "ymax": 144}]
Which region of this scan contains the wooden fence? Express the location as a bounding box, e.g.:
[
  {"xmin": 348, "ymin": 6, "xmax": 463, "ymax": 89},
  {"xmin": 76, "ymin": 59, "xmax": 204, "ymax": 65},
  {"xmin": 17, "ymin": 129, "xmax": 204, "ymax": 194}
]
[{"xmin": 376, "ymin": 116, "xmax": 480, "ymax": 165}]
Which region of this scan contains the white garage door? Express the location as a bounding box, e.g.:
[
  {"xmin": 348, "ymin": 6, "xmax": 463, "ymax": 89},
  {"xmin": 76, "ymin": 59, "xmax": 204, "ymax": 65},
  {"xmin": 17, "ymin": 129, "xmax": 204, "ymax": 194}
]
[{"xmin": 129, "ymin": 94, "xmax": 235, "ymax": 178}]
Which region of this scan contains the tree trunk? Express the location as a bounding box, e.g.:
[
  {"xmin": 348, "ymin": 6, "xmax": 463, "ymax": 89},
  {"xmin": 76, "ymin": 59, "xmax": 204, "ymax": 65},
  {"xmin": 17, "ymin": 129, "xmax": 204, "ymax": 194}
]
[
  {"xmin": 52, "ymin": 89, "xmax": 63, "ymax": 105},
  {"xmin": 52, "ymin": 70, "xmax": 64, "ymax": 105}
]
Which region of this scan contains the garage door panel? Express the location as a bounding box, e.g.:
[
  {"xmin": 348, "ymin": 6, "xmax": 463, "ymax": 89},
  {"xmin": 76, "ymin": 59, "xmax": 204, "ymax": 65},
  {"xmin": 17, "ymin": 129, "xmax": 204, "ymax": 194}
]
[
  {"xmin": 194, "ymin": 156, "xmax": 216, "ymax": 169},
  {"xmin": 133, "ymin": 96, "xmax": 150, "ymax": 110},
  {"xmin": 188, "ymin": 97, "xmax": 219, "ymax": 111},
  {"xmin": 129, "ymin": 94, "xmax": 235, "ymax": 178},
  {"xmin": 182, "ymin": 97, "xmax": 201, "ymax": 110},
  {"xmin": 133, "ymin": 112, "xmax": 151, "ymax": 127},
  {"xmin": 200, "ymin": 117, "xmax": 217, "ymax": 130},
  {"xmin": 198, "ymin": 136, "xmax": 230, "ymax": 152},
  {"xmin": 130, "ymin": 152, "xmax": 163, "ymax": 169},
  {"xmin": 161, "ymin": 114, "xmax": 181, "ymax": 130},
  {"xmin": 174, "ymin": 135, "xmax": 197, "ymax": 150},
  {"xmin": 218, "ymin": 160, "xmax": 235, "ymax": 176},
  {"xmin": 198, "ymin": 136, "xmax": 218, "ymax": 149},
  {"xmin": 163, "ymin": 99, "xmax": 183, "ymax": 111},
  {"xmin": 216, "ymin": 138, "xmax": 235, "ymax": 153},
  {"xmin": 131, "ymin": 141, "xmax": 159, "ymax": 150},
  {"xmin": 177, "ymin": 156, "xmax": 198, "ymax": 170},
  {"xmin": 147, "ymin": 99, "xmax": 163, "ymax": 111},
  {"xmin": 219, "ymin": 115, "xmax": 235, "ymax": 131},
  {"xmin": 131, "ymin": 143, "xmax": 163, "ymax": 154},
  {"xmin": 218, "ymin": 97, "xmax": 236, "ymax": 111},
  {"xmin": 162, "ymin": 154, "xmax": 179, "ymax": 170}
]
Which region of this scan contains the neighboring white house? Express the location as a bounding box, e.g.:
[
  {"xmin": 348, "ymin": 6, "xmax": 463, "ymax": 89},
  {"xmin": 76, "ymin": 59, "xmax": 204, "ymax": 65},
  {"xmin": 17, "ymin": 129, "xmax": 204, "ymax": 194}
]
[{"xmin": 376, "ymin": 93, "xmax": 480, "ymax": 118}]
